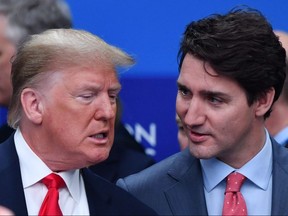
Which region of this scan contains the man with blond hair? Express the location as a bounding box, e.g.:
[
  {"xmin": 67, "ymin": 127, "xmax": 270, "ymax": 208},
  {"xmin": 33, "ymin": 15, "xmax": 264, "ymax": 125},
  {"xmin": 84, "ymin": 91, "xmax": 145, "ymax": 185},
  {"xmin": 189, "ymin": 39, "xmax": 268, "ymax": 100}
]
[{"xmin": 0, "ymin": 28, "xmax": 156, "ymax": 215}]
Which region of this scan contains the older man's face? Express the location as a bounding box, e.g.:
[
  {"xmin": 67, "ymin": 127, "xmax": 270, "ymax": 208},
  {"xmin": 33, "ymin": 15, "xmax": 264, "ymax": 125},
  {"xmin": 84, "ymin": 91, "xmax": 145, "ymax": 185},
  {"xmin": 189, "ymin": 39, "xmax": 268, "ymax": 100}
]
[{"xmin": 33, "ymin": 64, "xmax": 121, "ymax": 170}]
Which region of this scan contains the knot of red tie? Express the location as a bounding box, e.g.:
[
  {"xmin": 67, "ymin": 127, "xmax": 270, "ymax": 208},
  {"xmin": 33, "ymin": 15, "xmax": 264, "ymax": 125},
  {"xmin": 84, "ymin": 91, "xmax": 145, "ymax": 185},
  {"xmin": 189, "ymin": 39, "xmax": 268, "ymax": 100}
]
[
  {"xmin": 39, "ymin": 173, "xmax": 65, "ymax": 216},
  {"xmin": 222, "ymin": 172, "xmax": 247, "ymax": 216},
  {"xmin": 225, "ymin": 172, "xmax": 246, "ymax": 193},
  {"xmin": 41, "ymin": 173, "xmax": 65, "ymax": 190}
]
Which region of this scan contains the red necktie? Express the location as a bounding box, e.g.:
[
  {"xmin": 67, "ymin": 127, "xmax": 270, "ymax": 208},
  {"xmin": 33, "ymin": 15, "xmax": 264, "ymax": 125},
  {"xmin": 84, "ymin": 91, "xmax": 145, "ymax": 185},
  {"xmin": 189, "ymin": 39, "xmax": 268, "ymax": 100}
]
[
  {"xmin": 222, "ymin": 172, "xmax": 247, "ymax": 216},
  {"xmin": 39, "ymin": 173, "xmax": 65, "ymax": 216}
]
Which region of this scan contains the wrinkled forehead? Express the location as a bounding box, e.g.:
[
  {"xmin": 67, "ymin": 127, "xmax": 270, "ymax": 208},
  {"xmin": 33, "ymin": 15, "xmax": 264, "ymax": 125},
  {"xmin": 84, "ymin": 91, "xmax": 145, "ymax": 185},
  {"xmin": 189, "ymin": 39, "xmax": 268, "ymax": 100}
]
[
  {"xmin": 65, "ymin": 64, "xmax": 119, "ymax": 81},
  {"xmin": 37, "ymin": 64, "xmax": 119, "ymax": 88}
]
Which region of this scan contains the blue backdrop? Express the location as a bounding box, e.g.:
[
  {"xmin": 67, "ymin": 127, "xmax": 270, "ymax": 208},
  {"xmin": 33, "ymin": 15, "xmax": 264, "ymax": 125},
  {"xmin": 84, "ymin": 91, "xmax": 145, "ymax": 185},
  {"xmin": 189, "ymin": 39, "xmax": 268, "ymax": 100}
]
[{"xmin": 1, "ymin": 0, "xmax": 288, "ymax": 161}]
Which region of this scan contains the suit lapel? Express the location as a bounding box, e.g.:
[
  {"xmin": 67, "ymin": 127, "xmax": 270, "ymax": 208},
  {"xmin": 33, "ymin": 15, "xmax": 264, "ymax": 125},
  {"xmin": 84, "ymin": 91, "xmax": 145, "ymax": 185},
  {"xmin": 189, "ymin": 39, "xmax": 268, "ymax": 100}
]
[
  {"xmin": 271, "ymin": 138, "xmax": 288, "ymax": 215},
  {"xmin": 164, "ymin": 149, "xmax": 208, "ymax": 215},
  {"xmin": 163, "ymin": 138, "xmax": 288, "ymax": 215},
  {"xmin": 0, "ymin": 135, "xmax": 28, "ymax": 215},
  {"xmin": 82, "ymin": 168, "xmax": 117, "ymax": 215}
]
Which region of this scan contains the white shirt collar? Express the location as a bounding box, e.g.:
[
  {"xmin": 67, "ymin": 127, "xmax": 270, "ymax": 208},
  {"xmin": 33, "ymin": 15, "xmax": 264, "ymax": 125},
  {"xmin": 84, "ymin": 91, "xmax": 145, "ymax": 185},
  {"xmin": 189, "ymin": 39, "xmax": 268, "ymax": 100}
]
[{"xmin": 14, "ymin": 128, "xmax": 81, "ymax": 203}]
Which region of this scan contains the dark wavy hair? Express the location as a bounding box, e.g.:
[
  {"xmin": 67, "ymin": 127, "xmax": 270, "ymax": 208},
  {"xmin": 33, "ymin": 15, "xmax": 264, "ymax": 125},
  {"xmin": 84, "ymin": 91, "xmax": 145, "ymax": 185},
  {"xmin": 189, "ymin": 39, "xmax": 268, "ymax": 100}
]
[{"xmin": 178, "ymin": 6, "xmax": 286, "ymax": 118}]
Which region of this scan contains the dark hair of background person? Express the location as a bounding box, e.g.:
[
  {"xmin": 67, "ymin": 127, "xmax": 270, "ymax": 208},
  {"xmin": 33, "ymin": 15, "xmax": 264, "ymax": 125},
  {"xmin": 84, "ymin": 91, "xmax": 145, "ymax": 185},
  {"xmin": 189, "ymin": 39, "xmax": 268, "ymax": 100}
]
[{"xmin": 178, "ymin": 6, "xmax": 286, "ymax": 119}]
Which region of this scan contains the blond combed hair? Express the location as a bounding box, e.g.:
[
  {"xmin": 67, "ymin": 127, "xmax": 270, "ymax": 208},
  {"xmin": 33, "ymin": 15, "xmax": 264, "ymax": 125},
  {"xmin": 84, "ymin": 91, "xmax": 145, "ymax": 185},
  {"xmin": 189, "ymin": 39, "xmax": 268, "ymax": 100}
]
[{"xmin": 8, "ymin": 28, "xmax": 135, "ymax": 128}]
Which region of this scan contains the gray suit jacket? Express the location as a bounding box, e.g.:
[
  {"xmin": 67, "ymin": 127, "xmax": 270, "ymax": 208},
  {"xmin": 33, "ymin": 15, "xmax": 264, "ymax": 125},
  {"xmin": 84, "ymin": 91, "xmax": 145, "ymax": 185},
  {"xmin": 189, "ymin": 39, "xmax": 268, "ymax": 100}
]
[{"xmin": 117, "ymin": 138, "xmax": 288, "ymax": 215}]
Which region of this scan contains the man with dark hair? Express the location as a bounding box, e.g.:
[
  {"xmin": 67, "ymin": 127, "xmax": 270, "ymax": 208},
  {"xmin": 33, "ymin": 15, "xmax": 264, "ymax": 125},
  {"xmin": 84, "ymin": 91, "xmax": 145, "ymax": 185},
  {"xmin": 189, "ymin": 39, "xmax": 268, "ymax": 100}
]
[{"xmin": 117, "ymin": 7, "xmax": 288, "ymax": 215}]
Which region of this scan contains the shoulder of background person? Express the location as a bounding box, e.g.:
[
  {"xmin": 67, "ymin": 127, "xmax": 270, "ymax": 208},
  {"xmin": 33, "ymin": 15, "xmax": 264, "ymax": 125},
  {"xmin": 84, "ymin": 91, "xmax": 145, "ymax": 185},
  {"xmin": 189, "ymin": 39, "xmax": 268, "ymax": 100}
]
[
  {"xmin": 0, "ymin": 124, "xmax": 15, "ymax": 143},
  {"xmin": 89, "ymin": 145, "xmax": 155, "ymax": 183}
]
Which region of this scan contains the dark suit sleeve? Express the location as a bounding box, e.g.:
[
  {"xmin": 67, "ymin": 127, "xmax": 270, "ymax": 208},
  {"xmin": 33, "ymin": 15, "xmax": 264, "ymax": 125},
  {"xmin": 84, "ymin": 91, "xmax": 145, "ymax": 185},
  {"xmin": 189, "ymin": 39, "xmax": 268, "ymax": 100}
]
[
  {"xmin": 0, "ymin": 124, "xmax": 15, "ymax": 143},
  {"xmin": 82, "ymin": 168, "xmax": 158, "ymax": 215}
]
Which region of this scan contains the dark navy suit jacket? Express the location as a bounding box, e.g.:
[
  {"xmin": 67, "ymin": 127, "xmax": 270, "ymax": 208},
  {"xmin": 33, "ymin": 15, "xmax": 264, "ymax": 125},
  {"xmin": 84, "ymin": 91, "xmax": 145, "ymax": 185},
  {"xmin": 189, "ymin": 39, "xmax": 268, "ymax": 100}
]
[
  {"xmin": 118, "ymin": 137, "xmax": 288, "ymax": 215},
  {"xmin": 0, "ymin": 134, "xmax": 157, "ymax": 216},
  {"xmin": 0, "ymin": 123, "xmax": 156, "ymax": 184}
]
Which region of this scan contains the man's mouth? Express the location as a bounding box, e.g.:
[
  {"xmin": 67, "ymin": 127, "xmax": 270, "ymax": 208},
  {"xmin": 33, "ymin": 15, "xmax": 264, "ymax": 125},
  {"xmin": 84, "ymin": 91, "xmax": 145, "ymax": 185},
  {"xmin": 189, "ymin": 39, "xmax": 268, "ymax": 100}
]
[
  {"xmin": 90, "ymin": 132, "xmax": 108, "ymax": 139},
  {"xmin": 188, "ymin": 130, "xmax": 209, "ymax": 143}
]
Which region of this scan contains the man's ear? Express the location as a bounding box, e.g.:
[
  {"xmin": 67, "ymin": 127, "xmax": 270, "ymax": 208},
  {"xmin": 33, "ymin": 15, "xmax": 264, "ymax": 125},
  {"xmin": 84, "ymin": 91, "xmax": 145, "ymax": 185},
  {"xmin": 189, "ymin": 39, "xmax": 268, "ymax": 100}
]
[
  {"xmin": 255, "ymin": 87, "xmax": 275, "ymax": 117},
  {"xmin": 21, "ymin": 88, "xmax": 43, "ymax": 124}
]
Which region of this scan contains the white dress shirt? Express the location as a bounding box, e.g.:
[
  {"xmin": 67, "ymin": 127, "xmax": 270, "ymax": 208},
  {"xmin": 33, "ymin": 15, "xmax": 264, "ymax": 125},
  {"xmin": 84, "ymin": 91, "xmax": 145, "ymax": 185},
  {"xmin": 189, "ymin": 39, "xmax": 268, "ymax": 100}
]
[
  {"xmin": 14, "ymin": 128, "xmax": 90, "ymax": 215},
  {"xmin": 201, "ymin": 129, "xmax": 272, "ymax": 215}
]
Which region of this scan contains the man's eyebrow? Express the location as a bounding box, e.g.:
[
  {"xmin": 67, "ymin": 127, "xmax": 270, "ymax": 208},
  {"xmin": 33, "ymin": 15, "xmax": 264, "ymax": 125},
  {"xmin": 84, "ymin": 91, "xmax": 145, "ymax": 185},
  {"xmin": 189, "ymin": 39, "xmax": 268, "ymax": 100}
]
[
  {"xmin": 109, "ymin": 84, "xmax": 122, "ymax": 92},
  {"xmin": 77, "ymin": 83, "xmax": 121, "ymax": 91},
  {"xmin": 200, "ymin": 90, "xmax": 231, "ymax": 99},
  {"xmin": 177, "ymin": 82, "xmax": 231, "ymax": 99},
  {"xmin": 200, "ymin": 90, "xmax": 225, "ymax": 95},
  {"xmin": 177, "ymin": 82, "xmax": 187, "ymax": 89}
]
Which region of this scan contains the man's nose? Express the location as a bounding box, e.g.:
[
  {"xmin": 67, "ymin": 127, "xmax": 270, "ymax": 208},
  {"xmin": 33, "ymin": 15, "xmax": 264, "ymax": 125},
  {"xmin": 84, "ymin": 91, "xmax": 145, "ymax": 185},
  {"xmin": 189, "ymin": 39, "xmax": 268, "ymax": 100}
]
[
  {"xmin": 94, "ymin": 95, "xmax": 115, "ymax": 120},
  {"xmin": 183, "ymin": 99, "xmax": 206, "ymax": 126}
]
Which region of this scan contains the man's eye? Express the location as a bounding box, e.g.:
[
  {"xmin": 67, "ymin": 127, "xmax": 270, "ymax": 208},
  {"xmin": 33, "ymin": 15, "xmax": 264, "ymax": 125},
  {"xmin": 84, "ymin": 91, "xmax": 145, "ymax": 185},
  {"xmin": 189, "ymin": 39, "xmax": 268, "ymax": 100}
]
[
  {"xmin": 81, "ymin": 94, "xmax": 93, "ymax": 99},
  {"xmin": 109, "ymin": 94, "xmax": 118, "ymax": 103},
  {"xmin": 76, "ymin": 93, "xmax": 95, "ymax": 102},
  {"xmin": 181, "ymin": 90, "xmax": 188, "ymax": 96},
  {"xmin": 208, "ymin": 96, "xmax": 222, "ymax": 104},
  {"xmin": 178, "ymin": 87, "xmax": 190, "ymax": 97}
]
